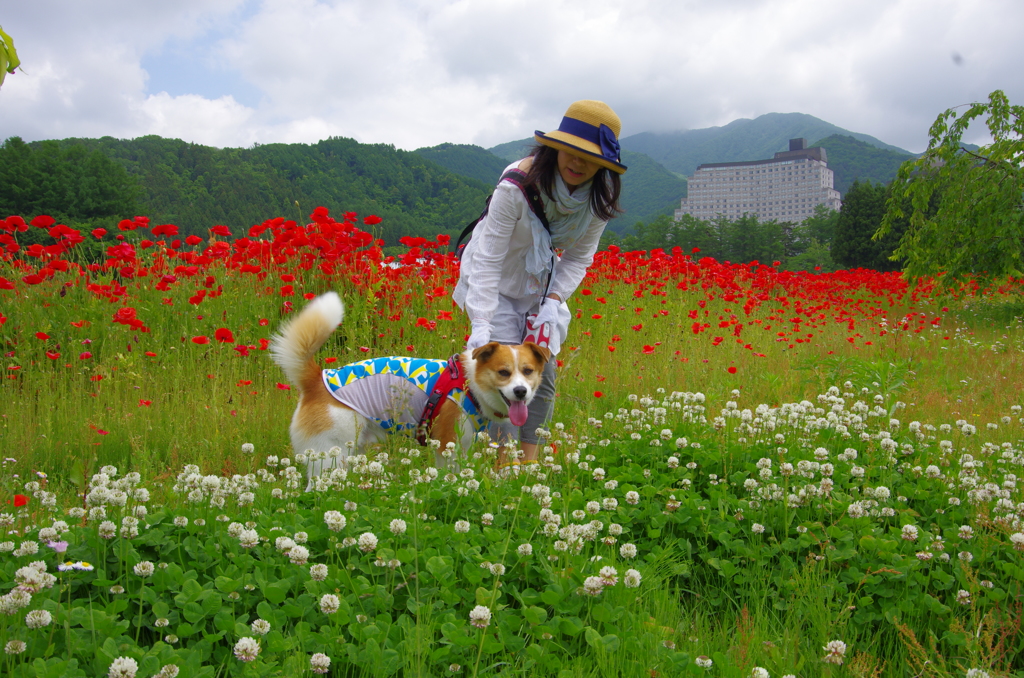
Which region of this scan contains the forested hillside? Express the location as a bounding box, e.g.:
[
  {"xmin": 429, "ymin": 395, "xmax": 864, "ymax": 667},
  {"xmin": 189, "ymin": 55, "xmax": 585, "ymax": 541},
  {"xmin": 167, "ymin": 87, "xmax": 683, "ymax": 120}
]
[
  {"xmin": 1, "ymin": 135, "xmax": 493, "ymax": 243},
  {"xmin": 413, "ymin": 143, "xmax": 508, "ymax": 186},
  {"xmin": 812, "ymin": 134, "xmax": 914, "ymax": 196}
]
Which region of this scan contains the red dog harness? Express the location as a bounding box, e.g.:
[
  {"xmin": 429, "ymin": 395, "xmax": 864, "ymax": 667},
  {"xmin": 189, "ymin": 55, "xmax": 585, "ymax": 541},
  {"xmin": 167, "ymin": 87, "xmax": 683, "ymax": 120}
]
[{"xmin": 415, "ymin": 354, "xmax": 485, "ymax": 445}]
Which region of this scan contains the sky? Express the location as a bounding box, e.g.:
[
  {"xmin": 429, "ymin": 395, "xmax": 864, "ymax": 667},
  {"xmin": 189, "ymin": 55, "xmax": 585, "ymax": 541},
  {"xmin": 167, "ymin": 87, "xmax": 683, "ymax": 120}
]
[{"xmin": 1, "ymin": 0, "xmax": 1020, "ymax": 155}]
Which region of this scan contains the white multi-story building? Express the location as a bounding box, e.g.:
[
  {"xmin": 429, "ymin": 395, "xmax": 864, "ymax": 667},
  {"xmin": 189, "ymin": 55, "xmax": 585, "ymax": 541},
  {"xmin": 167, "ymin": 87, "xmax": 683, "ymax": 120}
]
[{"xmin": 675, "ymin": 139, "xmax": 842, "ymax": 223}]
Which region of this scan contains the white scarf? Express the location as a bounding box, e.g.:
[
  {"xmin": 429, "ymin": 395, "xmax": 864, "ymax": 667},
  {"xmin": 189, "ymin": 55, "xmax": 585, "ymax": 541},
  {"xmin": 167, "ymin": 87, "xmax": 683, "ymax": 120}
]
[{"xmin": 524, "ymin": 173, "xmax": 595, "ymax": 293}]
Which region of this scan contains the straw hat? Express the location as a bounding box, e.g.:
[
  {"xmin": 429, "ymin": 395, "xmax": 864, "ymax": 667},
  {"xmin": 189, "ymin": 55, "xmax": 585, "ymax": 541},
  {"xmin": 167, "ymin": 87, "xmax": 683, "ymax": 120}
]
[{"xmin": 535, "ymin": 100, "xmax": 627, "ymax": 174}]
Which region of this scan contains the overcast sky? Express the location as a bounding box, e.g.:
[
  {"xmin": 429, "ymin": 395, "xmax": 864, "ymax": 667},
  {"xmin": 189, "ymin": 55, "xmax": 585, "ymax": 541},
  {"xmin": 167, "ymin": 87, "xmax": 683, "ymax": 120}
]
[{"xmin": 1, "ymin": 0, "xmax": 1019, "ymax": 155}]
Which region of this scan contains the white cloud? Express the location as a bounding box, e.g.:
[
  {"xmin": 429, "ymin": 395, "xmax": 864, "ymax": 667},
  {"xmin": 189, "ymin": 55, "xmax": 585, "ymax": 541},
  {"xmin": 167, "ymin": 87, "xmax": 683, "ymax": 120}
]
[{"xmin": 1, "ymin": 0, "xmax": 1021, "ymax": 153}]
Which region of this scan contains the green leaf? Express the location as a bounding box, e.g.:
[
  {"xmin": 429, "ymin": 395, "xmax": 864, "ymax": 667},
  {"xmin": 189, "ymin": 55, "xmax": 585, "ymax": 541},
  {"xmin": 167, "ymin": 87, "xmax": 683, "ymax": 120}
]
[
  {"xmin": 263, "ymin": 580, "xmax": 291, "ymax": 605},
  {"xmin": 540, "ymin": 584, "xmax": 564, "ymax": 606},
  {"xmin": 426, "ymin": 555, "xmax": 454, "ymax": 580},
  {"xmin": 522, "ymin": 606, "xmax": 548, "ymax": 625}
]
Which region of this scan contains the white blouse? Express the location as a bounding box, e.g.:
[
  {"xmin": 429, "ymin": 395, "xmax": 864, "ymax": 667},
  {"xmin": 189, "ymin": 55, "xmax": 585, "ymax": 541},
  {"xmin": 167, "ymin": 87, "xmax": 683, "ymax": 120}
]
[{"xmin": 453, "ymin": 161, "xmax": 608, "ymax": 335}]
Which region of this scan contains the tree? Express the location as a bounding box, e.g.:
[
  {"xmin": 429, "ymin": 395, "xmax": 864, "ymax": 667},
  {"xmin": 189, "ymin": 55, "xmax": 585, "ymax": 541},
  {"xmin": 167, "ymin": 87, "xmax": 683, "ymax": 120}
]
[
  {"xmin": 832, "ymin": 180, "xmax": 903, "ymax": 271},
  {"xmin": 880, "ymin": 90, "xmax": 1024, "ymax": 284}
]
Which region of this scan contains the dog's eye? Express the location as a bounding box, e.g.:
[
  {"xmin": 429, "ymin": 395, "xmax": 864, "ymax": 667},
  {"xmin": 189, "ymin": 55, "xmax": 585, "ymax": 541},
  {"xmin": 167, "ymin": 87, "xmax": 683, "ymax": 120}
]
[
  {"xmin": 498, "ymin": 369, "xmax": 512, "ymax": 378},
  {"xmin": 522, "ymin": 368, "xmax": 533, "ymax": 376}
]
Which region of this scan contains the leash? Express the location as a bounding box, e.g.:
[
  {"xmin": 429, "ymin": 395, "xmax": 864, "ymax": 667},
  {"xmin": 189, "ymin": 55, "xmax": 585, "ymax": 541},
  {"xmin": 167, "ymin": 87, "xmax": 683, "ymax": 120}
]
[{"xmin": 415, "ymin": 354, "xmax": 484, "ymax": 446}]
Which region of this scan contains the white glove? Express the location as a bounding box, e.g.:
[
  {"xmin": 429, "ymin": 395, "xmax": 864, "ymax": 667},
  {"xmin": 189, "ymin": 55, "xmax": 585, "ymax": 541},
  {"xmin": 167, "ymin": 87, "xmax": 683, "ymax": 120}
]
[
  {"xmin": 531, "ymin": 300, "xmax": 560, "ymax": 331},
  {"xmin": 466, "ymin": 326, "xmax": 491, "ymax": 351}
]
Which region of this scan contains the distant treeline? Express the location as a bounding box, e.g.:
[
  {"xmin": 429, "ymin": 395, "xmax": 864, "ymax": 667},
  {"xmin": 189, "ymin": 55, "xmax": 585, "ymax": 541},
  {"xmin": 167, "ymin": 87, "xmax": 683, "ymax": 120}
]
[
  {"xmin": 610, "ymin": 179, "xmax": 910, "ymax": 273},
  {"xmin": 0, "ymin": 135, "xmax": 493, "ymax": 244}
]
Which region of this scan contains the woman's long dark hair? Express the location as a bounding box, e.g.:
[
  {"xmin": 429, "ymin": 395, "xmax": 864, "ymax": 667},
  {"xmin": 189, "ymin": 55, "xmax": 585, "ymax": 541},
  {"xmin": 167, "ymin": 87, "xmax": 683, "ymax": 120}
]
[{"xmin": 524, "ymin": 145, "xmax": 623, "ymax": 222}]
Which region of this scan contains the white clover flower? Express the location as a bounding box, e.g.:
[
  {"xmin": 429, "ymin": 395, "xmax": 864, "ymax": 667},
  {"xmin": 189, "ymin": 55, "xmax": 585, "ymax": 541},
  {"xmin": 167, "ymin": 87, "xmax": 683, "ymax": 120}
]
[
  {"xmin": 901, "ymin": 525, "xmax": 919, "ymax": 541},
  {"xmin": 599, "ymin": 566, "xmax": 618, "ymax": 586},
  {"xmin": 309, "ymin": 563, "xmax": 329, "ymax": 581},
  {"xmin": 25, "ymin": 609, "xmax": 53, "ymax": 628},
  {"xmin": 750, "ymin": 668, "xmax": 769, "ymax": 678},
  {"xmin": 233, "ymin": 637, "xmax": 261, "ymax": 662},
  {"xmin": 251, "ymin": 619, "xmax": 271, "ymax": 636},
  {"xmin": 238, "ymin": 529, "xmax": 259, "ymax": 548},
  {"xmin": 1009, "ymin": 532, "xmax": 1024, "ymax": 551},
  {"xmin": 517, "ymin": 543, "xmax": 533, "ymax": 557},
  {"xmin": 357, "ymin": 533, "xmax": 378, "ymax": 553},
  {"xmin": 323, "ymin": 511, "xmax": 346, "ymax": 531},
  {"xmin": 481, "ymin": 513, "xmax": 494, "ymax": 526},
  {"xmin": 469, "ymin": 605, "xmax": 491, "ymax": 629},
  {"xmin": 623, "ymin": 569, "xmax": 641, "ymax": 588},
  {"xmin": 5, "ymin": 640, "xmax": 27, "ymax": 655},
  {"xmin": 489, "ymin": 563, "xmax": 505, "ymax": 576},
  {"xmin": 454, "ymin": 520, "xmax": 471, "ymax": 533},
  {"xmin": 966, "ymin": 670, "xmax": 991, "ymax": 678},
  {"xmin": 582, "ymin": 576, "xmax": 604, "ymax": 596},
  {"xmin": 389, "ymin": 519, "xmax": 407, "ymax": 535},
  {"xmin": 133, "ymin": 561, "xmax": 155, "ymax": 578},
  {"xmin": 822, "ymin": 639, "xmax": 847, "ymax": 665},
  {"xmin": 310, "ymin": 652, "xmax": 331, "ymax": 674},
  {"xmin": 241, "ymin": 443, "xmax": 255, "ymax": 454},
  {"xmin": 320, "ymin": 594, "xmax": 341, "ymax": 614},
  {"xmin": 751, "ymin": 523, "xmax": 765, "ymax": 535},
  {"xmin": 107, "ymin": 656, "xmax": 140, "ymax": 678},
  {"xmin": 695, "ymin": 656, "xmax": 713, "ymax": 669},
  {"xmin": 625, "ymin": 491, "xmax": 640, "ymax": 505},
  {"xmin": 956, "ymin": 589, "xmax": 971, "ymax": 606},
  {"xmin": 620, "ymin": 543, "xmax": 637, "ymax": 558}
]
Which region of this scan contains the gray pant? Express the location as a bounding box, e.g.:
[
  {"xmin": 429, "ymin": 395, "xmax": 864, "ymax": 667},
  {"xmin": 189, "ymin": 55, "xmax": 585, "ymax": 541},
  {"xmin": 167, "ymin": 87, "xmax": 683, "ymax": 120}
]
[{"xmin": 486, "ymin": 294, "xmax": 567, "ymax": 445}]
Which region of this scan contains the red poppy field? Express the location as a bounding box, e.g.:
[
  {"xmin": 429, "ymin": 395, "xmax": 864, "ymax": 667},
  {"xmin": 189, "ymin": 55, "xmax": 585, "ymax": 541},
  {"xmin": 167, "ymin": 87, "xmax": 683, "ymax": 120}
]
[
  {"xmin": 4, "ymin": 209, "xmax": 1024, "ymax": 676},
  {"xmin": 2, "ymin": 208, "xmax": 1024, "ymax": 480}
]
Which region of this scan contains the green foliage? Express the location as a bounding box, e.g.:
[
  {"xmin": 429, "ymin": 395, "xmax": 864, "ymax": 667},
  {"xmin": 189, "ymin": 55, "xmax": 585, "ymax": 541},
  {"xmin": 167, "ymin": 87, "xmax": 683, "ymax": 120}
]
[
  {"xmin": 882, "ymin": 89, "xmax": 1024, "ymax": 285},
  {"xmin": 619, "ymin": 112, "xmax": 912, "ymax": 177},
  {"xmin": 833, "ymin": 180, "xmax": 905, "ymax": 271},
  {"xmin": 813, "ymin": 134, "xmax": 915, "ymax": 196},
  {"xmin": 613, "ymin": 211, "xmax": 840, "ymax": 271},
  {"xmin": 18, "ymin": 135, "xmax": 494, "ymax": 244},
  {"xmin": 0, "ymin": 24, "xmax": 20, "ymax": 86},
  {"xmin": 0, "ymin": 137, "xmax": 141, "ymax": 236},
  {"xmin": 413, "ymin": 143, "xmax": 508, "ymax": 186}
]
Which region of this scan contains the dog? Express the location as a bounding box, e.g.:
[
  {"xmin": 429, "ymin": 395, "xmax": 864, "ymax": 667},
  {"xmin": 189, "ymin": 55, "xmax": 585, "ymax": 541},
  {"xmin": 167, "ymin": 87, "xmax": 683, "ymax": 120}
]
[{"xmin": 269, "ymin": 292, "xmax": 551, "ymax": 482}]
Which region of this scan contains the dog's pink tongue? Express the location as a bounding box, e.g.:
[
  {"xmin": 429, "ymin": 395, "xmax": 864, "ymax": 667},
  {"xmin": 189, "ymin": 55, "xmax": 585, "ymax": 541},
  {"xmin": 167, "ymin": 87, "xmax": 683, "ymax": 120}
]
[{"xmin": 508, "ymin": 401, "xmax": 529, "ymax": 427}]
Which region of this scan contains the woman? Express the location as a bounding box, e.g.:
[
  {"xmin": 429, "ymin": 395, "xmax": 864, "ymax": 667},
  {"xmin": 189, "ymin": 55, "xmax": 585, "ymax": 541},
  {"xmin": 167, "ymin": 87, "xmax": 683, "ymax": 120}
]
[{"xmin": 453, "ymin": 99, "xmax": 627, "ymax": 462}]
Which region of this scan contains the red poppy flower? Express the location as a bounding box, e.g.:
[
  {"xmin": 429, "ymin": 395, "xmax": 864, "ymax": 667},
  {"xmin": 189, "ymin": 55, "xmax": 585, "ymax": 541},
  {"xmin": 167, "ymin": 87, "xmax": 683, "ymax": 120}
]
[
  {"xmin": 325, "ymin": 357, "xmax": 338, "ymax": 363},
  {"xmin": 364, "ymin": 215, "xmax": 382, "ymax": 226},
  {"xmin": 46, "ymin": 351, "xmax": 61, "ymax": 360},
  {"xmin": 359, "ymin": 347, "xmax": 370, "ymax": 353},
  {"xmin": 276, "ymin": 383, "xmax": 291, "ymax": 390},
  {"xmin": 97, "ymin": 429, "xmax": 109, "ymax": 435},
  {"xmin": 145, "ymin": 351, "xmax": 157, "ymax": 357},
  {"xmin": 237, "ymin": 380, "xmax": 252, "ymax": 386},
  {"xmin": 728, "ymin": 366, "xmax": 737, "ymax": 374},
  {"xmin": 593, "ymin": 391, "xmax": 603, "ymax": 398},
  {"xmin": 13, "ymin": 494, "xmax": 28, "ymax": 507},
  {"xmin": 79, "ymin": 352, "xmax": 92, "ymax": 360},
  {"xmin": 210, "ymin": 225, "xmax": 231, "ymax": 237},
  {"xmin": 35, "ymin": 332, "xmax": 49, "ymax": 340},
  {"xmin": 607, "ymin": 346, "xmax": 616, "ymax": 352},
  {"xmin": 192, "ymin": 336, "xmax": 210, "ymax": 345},
  {"xmin": 138, "ymin": 399, "xmax": 152, "ymax": 407},
  {"xmin": 90, "ymin": 374, "xmax": 104, "ymax": 381},
  {"xmin": 214, "ymin": 328, "xmax": 235, "ymax": 343},
  {"xmin": 185, "ymin": 235, "xmax": 203, "ymax": 246},
  {"xmin": 642, "ymin": 345, "xmax": 655, "ymax": 354},
  {"xmin": 258, "ymin": 318, "xmax": 269, "ymax": 327}
]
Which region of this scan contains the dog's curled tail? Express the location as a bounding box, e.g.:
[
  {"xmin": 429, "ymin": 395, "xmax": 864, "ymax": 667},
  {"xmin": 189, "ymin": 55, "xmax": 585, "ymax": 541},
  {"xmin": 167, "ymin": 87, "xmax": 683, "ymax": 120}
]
[{"xmin": 269, "ymin": 292, "xmax": 344, "ymax": 393}]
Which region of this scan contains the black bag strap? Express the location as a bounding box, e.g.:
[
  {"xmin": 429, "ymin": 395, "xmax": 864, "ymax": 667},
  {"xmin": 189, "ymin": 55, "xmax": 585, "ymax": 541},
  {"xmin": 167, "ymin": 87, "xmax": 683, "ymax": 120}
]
[{"xmin": 455, "ymin": 168, "xmax": 550, "ymax": 252}]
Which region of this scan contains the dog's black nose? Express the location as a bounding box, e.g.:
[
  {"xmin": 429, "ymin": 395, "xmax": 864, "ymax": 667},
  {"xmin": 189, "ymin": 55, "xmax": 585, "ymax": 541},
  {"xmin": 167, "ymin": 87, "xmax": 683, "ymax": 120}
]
[{"xmin": 513, "ymin": 386, "xmax": 527, "ymax": 400}]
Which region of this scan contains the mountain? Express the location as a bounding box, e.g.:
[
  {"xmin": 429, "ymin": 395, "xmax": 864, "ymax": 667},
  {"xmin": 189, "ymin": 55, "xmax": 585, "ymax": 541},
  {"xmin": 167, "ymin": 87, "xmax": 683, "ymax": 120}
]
[
  {"xmin": 620, "ymin": 112, "xmax": 913, "ymax": 178},
  {"xmin": 13, "ymin": 135, "xmax": 493, "ymax": 243},
  {"xmin": 413, "ymin": 143, "xmax": 509, "ymax": 186},
  {"xmin": 811, "ymin": 134, "xmax": 915, "ymax": 196},
  {"xmin": 486, "ymin": 140, "xmax": 687, "ymax": 231}
]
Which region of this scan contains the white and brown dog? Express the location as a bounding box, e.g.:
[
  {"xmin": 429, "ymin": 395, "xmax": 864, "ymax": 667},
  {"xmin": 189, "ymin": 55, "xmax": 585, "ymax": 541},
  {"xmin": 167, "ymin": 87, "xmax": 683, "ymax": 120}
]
[{"xmin": 270, "ymin": 292, "xmax": 550, "ymax": 482}]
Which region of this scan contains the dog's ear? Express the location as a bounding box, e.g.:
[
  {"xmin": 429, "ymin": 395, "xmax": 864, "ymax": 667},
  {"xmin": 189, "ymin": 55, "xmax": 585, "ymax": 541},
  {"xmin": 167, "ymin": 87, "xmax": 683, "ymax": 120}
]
[
  {"xmin": 471, "ymin": 342, "xmax": 500, "ymax": 363},
  {"xmin": 522, "ymin": 342, "xmax": 552, "ymax": 365}
]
